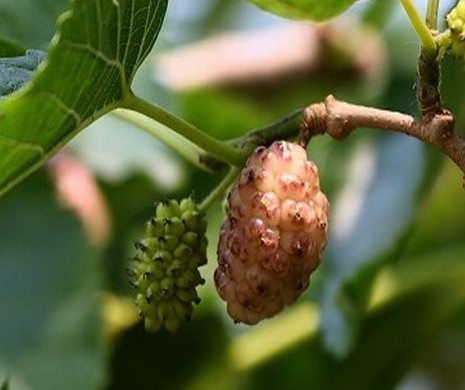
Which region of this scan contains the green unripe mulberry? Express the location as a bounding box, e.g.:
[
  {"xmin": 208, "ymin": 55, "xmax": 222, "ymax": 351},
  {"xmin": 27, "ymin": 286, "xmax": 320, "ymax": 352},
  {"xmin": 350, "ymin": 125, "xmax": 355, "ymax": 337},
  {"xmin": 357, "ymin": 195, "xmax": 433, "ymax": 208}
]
[
  {"xmin": 446, "ymin": 0, "xmax": 465, "ymax": 59},
  {"xmin": 130, "ymin": 198, "xmax": 208, "ymax": 333}
]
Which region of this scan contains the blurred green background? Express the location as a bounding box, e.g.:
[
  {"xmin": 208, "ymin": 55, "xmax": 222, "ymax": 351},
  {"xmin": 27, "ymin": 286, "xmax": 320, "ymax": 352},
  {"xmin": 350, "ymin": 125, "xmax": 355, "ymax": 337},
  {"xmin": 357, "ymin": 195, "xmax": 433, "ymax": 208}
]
[{"xmin": 1, "ymin": 0, "xmax": 465, "ymax": 389}]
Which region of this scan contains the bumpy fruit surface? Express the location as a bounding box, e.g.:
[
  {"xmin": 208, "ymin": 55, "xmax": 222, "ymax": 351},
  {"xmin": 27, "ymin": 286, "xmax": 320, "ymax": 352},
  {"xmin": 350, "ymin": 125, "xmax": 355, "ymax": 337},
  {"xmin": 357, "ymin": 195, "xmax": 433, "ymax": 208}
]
[
  {"xmin": 215, "ymin": 141, "xmax": 329, "ymax": 325},
  {"xmin": 131, "ymin": 198, "xmax": 207, "ymax": 332},
  {"xmin": 447, "ymin": 0, "xmax": 465, "ymax": 59}
]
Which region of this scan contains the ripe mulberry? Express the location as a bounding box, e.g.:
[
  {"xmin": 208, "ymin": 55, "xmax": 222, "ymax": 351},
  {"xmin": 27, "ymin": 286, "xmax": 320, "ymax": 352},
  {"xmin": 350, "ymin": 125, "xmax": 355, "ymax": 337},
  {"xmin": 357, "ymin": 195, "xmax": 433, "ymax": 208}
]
[
  {"xmin": 131, "ymin": 198, "xmax": 207, "ymax": 332},
  {"xmin": 215, "ymin": 141, "xmax": 329, "ymax": 325}
]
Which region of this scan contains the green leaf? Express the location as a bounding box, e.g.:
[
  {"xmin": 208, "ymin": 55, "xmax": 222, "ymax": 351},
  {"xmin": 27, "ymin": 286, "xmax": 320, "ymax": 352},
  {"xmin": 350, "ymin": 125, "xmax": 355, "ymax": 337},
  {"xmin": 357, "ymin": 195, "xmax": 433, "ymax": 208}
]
[
  {"xmin": 0, "ymin": 172, "xmax": 105, "ymax": 390},
  {"xmin": 248, "ymin": 245, "xmax": 465, "ymax": 389},
  {"xmin": 0, "ymin": 0, "xmax": 168, "ymax": 197},
  {"xmin": 245, "ymin": 0, "xmax": 358, "ymax": 21},
  {"xmin": 0, "ymin": 36, "xmax": 25, "ymax": 58},
  {"xmin": 108, "ymin": 314, "xmax": 229, "ymax": 389},
  {"xmin": 317, "ymin": 109, "xmax": 448, "ymax": 356},
  {"xmin": 0, "ymin": 376, "xmax": 8, "ymax": 390},
  {"xmin": 0, "ymin": 0, "xmax": 70, "ymax": 49}
]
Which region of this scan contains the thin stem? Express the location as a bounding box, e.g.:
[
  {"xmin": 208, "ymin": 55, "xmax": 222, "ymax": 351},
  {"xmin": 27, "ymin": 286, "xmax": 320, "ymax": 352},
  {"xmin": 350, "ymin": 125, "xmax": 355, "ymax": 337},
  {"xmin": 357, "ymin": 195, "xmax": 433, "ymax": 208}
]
[
  {"xmin": 416, "ymin": 48, "xmax": 442, "ymax": 115},
  {"xmin": 121, "ymin": 93, "xmax": 246, "ymax": 167},
  {"xmin": 198, "ymin": 167, "xmax": 240, "ymax": 214},
  {"xmin": 426, "ymin": 0, "xmax": 440, "ymax": 30},
  {"xmin": 112, "ymin": 109, "xmax": 217, "ymax": 172},
  {"xmin": 399, "ymin": 0, "xmax": 436, "ymax": 54},
  {"xmin": 398, "ymin": 0, "xmax": 442, "ymax": 115},
  {"xmin": 229, "ymin": 109, "xmax": 304, "ymax": 154}
]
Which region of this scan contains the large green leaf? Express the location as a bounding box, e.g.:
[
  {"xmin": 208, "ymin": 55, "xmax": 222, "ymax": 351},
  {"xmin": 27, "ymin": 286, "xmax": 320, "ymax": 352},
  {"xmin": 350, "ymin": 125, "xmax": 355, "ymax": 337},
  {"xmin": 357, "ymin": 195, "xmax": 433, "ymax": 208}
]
[
  {"xmin": 245, "ymin": 0, "xmax": 358, "ymax": 21},
  {"xmin": 0, "ymin": 0, "xmax": 168, "ymax": 197}
]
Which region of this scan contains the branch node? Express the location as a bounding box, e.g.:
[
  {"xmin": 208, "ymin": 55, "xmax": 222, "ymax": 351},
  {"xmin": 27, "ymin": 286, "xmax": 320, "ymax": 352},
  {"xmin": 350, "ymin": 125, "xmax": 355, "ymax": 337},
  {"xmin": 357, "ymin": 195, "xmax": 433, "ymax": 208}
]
[
  {"xmin": 301, "ymin": 102, "xmax": 327, "ymax": 143},
  {"xmin": 425, "ymin": 110, "xmax": 454, "ymax": 143}
]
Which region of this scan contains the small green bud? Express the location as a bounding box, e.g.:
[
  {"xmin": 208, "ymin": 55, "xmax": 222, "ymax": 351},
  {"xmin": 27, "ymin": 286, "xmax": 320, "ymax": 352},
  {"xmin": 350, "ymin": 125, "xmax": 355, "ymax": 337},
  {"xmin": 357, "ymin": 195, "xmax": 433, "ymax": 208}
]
[
  {"xmin": 176, "ymin": 288, "xmax": 200, "ymax": 304},
  {"xmin": 181, "ymin": 231, "xmax": 198, "ymax": 246},
  {"xmin": 130, "ymin": 197, "xmax": 208, "ymax": 333},
  {"xmin": 158, "ymin": 235, "xmax": 179, "ymax": 252},
  {"xmin": 164, "ymin": 217, "xmax": 185, "ymax": 236},
  {"xmin": 446, "ymin": 0, "xmax": 465, "ymax": 59},
  {"xmin": 172, "ymin": 298, "xmax": 193, "ymax": 321},
  {"xmin": 156, "ymin": 200, "xmax": 181, "ymax": 219},
  {"xmin": 144, "ymin": 316, "xmax": 163, "ymax": 333}
]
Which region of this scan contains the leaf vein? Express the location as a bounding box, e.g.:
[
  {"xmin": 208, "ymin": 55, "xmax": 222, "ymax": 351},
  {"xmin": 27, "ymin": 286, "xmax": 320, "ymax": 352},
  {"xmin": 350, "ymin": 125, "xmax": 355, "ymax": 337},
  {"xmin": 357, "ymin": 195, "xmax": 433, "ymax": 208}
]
[
  {"xmin": 0, "ymin": 134, "xmax": 45, "ymax": 157},
  {"xmin": 95, "ymin": 0, "xmax": 103, "ymax": 51},
  {"xmin": 41, "ymin": 91, "xmax": 82, "ymax": 127},
  {"xmin": 61, "ymin": 41, "xmax": 124, "ymax": 74}
]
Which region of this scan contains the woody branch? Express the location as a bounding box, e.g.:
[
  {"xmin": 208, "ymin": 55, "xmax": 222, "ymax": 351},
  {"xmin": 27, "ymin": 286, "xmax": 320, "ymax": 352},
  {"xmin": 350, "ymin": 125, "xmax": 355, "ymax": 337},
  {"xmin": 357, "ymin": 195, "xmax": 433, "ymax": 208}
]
[{"xmin": 302, "ymin": 95, "xmax": 465, "ymax": 176}]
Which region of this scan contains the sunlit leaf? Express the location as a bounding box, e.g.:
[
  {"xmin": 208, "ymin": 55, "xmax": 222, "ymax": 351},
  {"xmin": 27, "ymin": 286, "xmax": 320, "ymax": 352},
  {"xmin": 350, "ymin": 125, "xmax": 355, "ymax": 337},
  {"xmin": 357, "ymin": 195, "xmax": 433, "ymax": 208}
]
[
  {"xmin": 0, "ymin": 0, "xmax": 168, "ymax": 197},
  {"xmin": 245, "ymin": 0, "xmax": 358, "ymax": 21}
]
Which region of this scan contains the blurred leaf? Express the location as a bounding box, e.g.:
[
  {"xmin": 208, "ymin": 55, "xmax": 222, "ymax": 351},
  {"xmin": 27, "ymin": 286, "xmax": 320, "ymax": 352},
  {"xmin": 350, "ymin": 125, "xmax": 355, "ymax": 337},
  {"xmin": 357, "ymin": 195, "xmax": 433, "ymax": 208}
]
[
  {"xmin": 0, "ymin": 0, "xmax": 168, "ymax": 197},
  {"xmin": 401, "ymin": 161, "xmax": 465, "ymax": 257},
  {"xmin": 0, "ymin": 171, "xmax": 105, "ymax": 390},
  {"xmin": 107, "ymin": 314, "xmax": 230, "ymax": 390},
  {"xmin": 0, "ymin": 0, "xmax": 69, "ymax": 49},
  {"xmin": 314, "ymin": 34, "xmax": 451, "ymax": 357},
  {"xmin": 439, "ymin": 57, "xmax": 465, "ymax": 133},
  {"xmin": 318, "ymin": 133, "xmax": 428, "ymax": 357},
  {"xmin": 323, "ymin": 144, "xmax": 447, "ymax": 353},
  {"xmin": 0, "ymin": 36, "xmax": 24, "ymax": 58},
  {"xmin": 0, "ymin": 49, "xmax": 46, "ymax": 96},
  {"xmin": 245, "ymin": 0, "xmax": 358, "ymax": 21},
  {"xmin": 70, "ymin": 115, "xmax": 185, "ymax": 189},
  {"xmin": 180, "ymin": 89, "xmax": 270, "ymax": 141},
  {"xmin": 247, "ymin": 245, "xmax": 465, "ymax": 390},
  {"xmin": 0, "ymin": 376, "xmax": 8, "ymax": 390},
  {"xmin": 328, "ymin": 246, "xmax": 465, "ymax": 390},
  {"xmin": 99, "ymin": 173, "xmax": 161, "ymax": 293},
  {"xmin": 361, "ymin": 0, "xmax": 396, "ymax": 29}
]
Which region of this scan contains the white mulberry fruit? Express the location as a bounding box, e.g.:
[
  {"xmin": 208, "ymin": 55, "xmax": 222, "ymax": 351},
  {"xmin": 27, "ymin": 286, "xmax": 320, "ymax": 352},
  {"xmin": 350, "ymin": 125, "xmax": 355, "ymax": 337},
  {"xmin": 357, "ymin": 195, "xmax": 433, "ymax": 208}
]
[
  {"xmin": 130, "ymin": 198, "xmax": 207, "ymax": 332},
  {"xmin": 215, "ymin": 140, "xmax": 329, "ymax": 325}
]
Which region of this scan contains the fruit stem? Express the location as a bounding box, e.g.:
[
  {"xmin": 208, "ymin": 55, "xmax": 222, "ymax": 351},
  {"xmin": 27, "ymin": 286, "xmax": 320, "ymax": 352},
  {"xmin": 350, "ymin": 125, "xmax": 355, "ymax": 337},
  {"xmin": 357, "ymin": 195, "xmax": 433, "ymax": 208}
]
[
  {"xmin": 198, "ymin": 167, "xmax": 240, "ymax": 214},
  {"xmin": 122, "ymin": 93, "xmax": 246, "ymax": 167},
  {"xmin": 398, "ymin": 0, "xmax": 443, "ymax": 116},
  {"xmin": 399, "ymin": 0, "xmax": 436, "ymax": 55},
  {"xmin": 229, "ymin": 109, "xmax": 304, "ymax": 154},
  {"xmin": 426, "ymin": 0, "xmax": 440, "ymax": 30}
]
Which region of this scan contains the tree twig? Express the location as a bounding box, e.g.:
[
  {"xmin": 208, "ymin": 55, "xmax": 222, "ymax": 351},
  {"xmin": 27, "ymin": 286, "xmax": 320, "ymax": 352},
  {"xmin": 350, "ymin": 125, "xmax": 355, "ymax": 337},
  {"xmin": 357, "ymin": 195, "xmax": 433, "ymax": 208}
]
[
  {"xmin": 302, "ymin": 95, "xmax": 465, "ymax": 175},
  {"xmin": 416, "ymin": 49, "xmax": 442, "ymax": 116}
]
